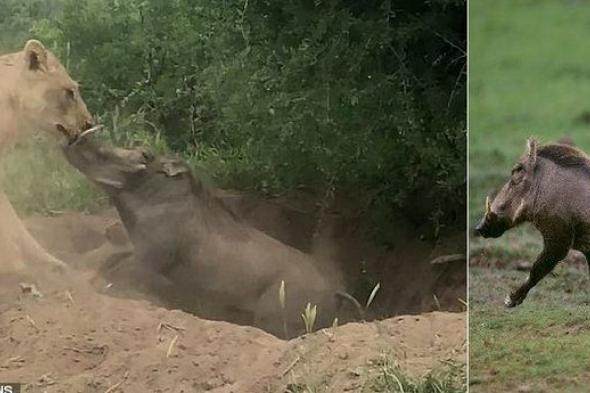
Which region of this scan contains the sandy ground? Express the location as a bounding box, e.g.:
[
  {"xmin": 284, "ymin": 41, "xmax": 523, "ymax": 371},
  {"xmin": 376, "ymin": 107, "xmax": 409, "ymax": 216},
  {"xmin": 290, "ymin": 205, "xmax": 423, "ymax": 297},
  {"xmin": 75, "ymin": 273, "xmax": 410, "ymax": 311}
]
[{"xmin": 0, "ymin": 205, "xmax": 466, "ymax": 392}]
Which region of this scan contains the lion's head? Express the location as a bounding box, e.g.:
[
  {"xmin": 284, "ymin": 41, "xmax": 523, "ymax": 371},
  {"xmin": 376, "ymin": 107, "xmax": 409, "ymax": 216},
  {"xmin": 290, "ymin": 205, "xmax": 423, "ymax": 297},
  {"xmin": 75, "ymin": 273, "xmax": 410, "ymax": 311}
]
[{"xmin": 14, "ymin": 40, "xmax": 94, "ymax": 143}]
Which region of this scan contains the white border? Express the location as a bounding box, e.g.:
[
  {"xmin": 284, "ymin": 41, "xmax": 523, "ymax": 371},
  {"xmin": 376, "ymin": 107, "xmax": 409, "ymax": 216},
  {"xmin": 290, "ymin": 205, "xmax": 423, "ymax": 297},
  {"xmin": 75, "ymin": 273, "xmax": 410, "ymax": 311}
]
[{"xmin": 466, "ymin": 0, "xmax": 471, "ymax": 388}]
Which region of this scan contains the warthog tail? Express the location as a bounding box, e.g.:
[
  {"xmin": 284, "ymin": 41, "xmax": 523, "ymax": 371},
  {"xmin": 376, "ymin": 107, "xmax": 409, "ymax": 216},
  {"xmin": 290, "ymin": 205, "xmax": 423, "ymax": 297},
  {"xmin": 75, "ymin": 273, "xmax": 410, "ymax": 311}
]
[{"xmin": 335, "ymin": 291, "xmax": 365, "ymax": 320}]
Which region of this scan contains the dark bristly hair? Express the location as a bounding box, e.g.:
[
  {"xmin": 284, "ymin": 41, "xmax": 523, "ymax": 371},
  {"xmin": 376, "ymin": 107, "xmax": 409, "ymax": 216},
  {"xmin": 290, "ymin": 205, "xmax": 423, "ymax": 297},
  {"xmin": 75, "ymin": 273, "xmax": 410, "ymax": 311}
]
[{"xmin": 537, "ymin": 143, "xmax": 590, "ymax": 169}]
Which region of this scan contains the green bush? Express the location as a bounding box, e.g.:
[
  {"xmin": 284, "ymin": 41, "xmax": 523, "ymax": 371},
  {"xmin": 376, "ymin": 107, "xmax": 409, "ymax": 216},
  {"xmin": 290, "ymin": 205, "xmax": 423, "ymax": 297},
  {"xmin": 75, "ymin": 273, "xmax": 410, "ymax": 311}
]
[{"xmin": 3, "ymin": 0, "xmax": 466, "ymax": 242}]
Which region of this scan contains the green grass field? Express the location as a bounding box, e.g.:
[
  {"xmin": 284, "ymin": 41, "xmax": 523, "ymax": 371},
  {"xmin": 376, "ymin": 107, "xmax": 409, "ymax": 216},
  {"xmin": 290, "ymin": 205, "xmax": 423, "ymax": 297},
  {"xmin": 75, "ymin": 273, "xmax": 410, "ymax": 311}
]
[
  {"xmin": 470, "ymin": 0, "xmax": 590, "ymax": 391},
  {"xmin": 2, "ymin": 136, "xmax": 105, "ymax": 215}
]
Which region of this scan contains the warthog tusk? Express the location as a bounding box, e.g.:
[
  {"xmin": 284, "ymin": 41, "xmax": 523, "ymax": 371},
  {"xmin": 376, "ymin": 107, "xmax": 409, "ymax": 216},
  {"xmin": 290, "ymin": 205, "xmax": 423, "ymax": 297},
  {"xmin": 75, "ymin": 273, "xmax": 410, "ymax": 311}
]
[
  {"xmin": 485, "ymin": 196, "xmax": 491, "ymax": 215},
  {"xmin": 70, "ymin": 124, "xmax": 105, "ymax": 146}
]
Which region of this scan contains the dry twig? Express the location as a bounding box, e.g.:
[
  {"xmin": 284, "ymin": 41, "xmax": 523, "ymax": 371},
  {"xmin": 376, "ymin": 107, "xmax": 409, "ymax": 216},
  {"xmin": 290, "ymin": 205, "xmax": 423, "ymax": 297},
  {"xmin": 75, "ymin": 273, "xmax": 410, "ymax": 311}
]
[
  {"xmin": 25, "ymin": 314, "xmax": 39, "ymax": 332},
  {"xmin": 430, "ymin": 254, "xmax": 466, "ymax": 265},
  {"xmin": 166, "ymin": 335, "xmax": 179, "ymax": 358},
  {"xmin": 157, "ymin": 322, "xmax": 185, "ymax": 333},
  {"xmin": 65, "ymin": 290, "xmax": 75, "ymax": 305},
  {"xmin": 104, "ymin": 371, "xmax": 129, "ymax": 393},
  {"xmin": 281, "ymin": 355, "xmax": 301, "ymax": 376}
]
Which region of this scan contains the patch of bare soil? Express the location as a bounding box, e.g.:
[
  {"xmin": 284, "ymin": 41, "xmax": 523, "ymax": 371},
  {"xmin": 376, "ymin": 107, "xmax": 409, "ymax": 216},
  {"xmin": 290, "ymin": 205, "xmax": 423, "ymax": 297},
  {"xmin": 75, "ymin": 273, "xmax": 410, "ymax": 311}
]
[
  {"xmin": 0, "ymin": 195, "xmax": 465, "ymax": 392},
  {"xmin": 0, "ymin": 268, "xmax": 464, "ymax": 392}
]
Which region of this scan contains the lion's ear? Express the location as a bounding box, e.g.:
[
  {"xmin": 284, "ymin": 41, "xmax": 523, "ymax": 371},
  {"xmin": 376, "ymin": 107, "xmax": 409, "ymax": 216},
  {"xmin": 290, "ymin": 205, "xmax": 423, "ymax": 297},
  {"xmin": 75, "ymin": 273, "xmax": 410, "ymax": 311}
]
[{"xmin": 23, "ymin": 40, "xmax": 48, "ymax": 72}]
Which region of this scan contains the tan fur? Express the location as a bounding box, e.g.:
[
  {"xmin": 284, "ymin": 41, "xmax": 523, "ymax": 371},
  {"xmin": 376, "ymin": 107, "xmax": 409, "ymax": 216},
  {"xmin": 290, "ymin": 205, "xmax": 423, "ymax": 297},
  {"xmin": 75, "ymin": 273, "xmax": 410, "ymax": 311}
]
[
  {"xmin": 0, "ymin": 40, "xmax": 94, "ymax": 273},
  {"xmin": 0, "ymin": 40, "xmax": 93, "ymax": 147}
]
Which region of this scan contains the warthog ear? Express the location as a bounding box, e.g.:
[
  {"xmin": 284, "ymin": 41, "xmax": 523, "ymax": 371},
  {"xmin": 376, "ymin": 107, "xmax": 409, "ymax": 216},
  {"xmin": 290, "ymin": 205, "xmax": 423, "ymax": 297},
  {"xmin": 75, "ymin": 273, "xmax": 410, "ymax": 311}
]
[
  {"xmin": 160, "ymin": 158, "xmax": 189, "ymax": 177},
  {"xmin": 526, "ymin": 138, "xmax": 538, "ymax": 169},
  {"xmin": 23, "ymin": 40, "xmax": 48, "ymax": 72}
]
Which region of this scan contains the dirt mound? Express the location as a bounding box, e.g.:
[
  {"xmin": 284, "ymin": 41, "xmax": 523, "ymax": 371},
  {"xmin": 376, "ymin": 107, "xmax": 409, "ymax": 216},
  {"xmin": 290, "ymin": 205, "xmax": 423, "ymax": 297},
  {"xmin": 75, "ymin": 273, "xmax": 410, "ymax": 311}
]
[
  {"xmin": 0, "ymin": 197, "xmax": 465, "ymax": 391},
  {"xmin": 0, "ymin": 268, "xmax": 464, "ymax": 392},
  {"xmin": 23, "ymin": 192, "xmax": 466, "ymax": 323},
  {"xmin": 0, "ymin": 269, "xmax": 285, "ymax": 393},
  {"xmin": 24, "ymin": 211, "xmax": 118, "ymax": 264}
]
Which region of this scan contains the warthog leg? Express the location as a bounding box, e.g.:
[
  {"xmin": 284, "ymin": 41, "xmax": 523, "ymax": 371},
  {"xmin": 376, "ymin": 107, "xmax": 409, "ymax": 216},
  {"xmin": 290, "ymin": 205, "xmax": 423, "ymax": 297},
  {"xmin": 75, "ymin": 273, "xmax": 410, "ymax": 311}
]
[
  {"xmin": 505, "ymin": 234, "xmax": 571, "ymax": 308},
  {"xmin": 584, "ymin": 253, "xmax": 590, "ymax": 276}
]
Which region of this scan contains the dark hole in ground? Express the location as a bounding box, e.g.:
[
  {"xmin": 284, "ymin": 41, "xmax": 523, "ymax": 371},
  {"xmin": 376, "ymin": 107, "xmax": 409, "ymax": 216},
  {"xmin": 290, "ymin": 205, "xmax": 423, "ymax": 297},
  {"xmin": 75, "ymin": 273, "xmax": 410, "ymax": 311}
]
[{"xmin": 25, "ymin": 191, "xmax": 466, "ymax": 339}]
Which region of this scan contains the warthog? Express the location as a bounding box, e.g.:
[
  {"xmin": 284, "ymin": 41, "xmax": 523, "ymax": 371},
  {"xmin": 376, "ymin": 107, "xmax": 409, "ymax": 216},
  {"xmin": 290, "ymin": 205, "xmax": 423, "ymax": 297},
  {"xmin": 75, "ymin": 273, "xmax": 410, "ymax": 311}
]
[
  {"xmin": 64, "ymin": 134, "xmax": 362, "ymax": 337},
  {"xmin": 474, "ymin": 138, "xmax": 590, "ymax": 307}
]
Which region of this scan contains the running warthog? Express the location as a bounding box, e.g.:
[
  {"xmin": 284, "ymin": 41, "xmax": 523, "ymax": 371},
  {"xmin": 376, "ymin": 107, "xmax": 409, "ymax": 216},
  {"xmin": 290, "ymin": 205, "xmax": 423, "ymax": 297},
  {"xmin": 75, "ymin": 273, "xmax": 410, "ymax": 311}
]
[
  {"xmin": 63, "ymin": 134, "xmax": 362, "ymax": 337},
  {"xmin": 474, "ymin": 138, "xmax": 590, "ymax": 307}
]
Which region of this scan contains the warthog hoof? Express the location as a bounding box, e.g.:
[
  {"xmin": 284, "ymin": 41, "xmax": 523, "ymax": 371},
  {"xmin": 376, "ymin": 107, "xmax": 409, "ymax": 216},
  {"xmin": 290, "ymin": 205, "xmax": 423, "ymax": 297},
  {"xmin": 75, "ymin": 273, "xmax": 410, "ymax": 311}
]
[
  {"xmin": 504, "ymin": 293, "xmax": 524, "ymax": 308},
  {"xmin": 504, "ymin": 295, "xmax": 516, "ymax": 307}
]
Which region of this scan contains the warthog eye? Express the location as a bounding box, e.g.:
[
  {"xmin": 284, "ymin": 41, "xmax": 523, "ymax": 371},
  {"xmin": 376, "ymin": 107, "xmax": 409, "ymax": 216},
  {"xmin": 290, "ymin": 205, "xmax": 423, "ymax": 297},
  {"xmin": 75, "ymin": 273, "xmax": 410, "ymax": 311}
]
[{"xmin": 511, "ymin": 164, "xmax": 524, "ymax": 184}]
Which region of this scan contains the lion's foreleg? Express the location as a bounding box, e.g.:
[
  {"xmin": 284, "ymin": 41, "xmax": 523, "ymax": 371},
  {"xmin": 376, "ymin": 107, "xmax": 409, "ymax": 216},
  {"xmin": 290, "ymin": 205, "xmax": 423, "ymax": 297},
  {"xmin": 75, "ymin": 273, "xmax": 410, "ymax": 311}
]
[{"xmin": 0, "ymin": 188, "xmax": 66, "ymax": 272}]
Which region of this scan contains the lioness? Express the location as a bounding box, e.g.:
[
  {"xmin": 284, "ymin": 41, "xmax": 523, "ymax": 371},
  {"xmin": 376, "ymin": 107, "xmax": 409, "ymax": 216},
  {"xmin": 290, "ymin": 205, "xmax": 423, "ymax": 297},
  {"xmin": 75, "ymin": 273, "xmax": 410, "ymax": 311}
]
[{"xmin": 0, "ymin": 40, "xmax": 95, "ymax": 272}]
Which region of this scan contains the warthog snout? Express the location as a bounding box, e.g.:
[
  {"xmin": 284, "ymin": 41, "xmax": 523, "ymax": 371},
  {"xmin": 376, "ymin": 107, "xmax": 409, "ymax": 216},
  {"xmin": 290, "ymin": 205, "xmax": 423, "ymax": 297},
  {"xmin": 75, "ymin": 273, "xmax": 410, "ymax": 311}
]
[
  {"xmin": 472, "ymin": 222, "xmax": 483, "ymax": 238},
  {"xmin": 474, "ymin": 220, "xmax": 502, "ymax": 239},
  {"xmin": 63, "ymin": 131, "xmax": 155, "ymax": 190},
  {"xmin": 474, "ymin": 212, "xmax": 510, "ymax": 239}
]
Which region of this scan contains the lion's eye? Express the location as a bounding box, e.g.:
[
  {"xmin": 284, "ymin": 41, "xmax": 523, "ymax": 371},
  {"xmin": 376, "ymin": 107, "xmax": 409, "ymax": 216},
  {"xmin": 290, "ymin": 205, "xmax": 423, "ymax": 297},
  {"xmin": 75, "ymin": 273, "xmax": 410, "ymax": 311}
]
[{"xmin": 65, "ymin": 88, "xmax": 75, "ymax": 100}]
